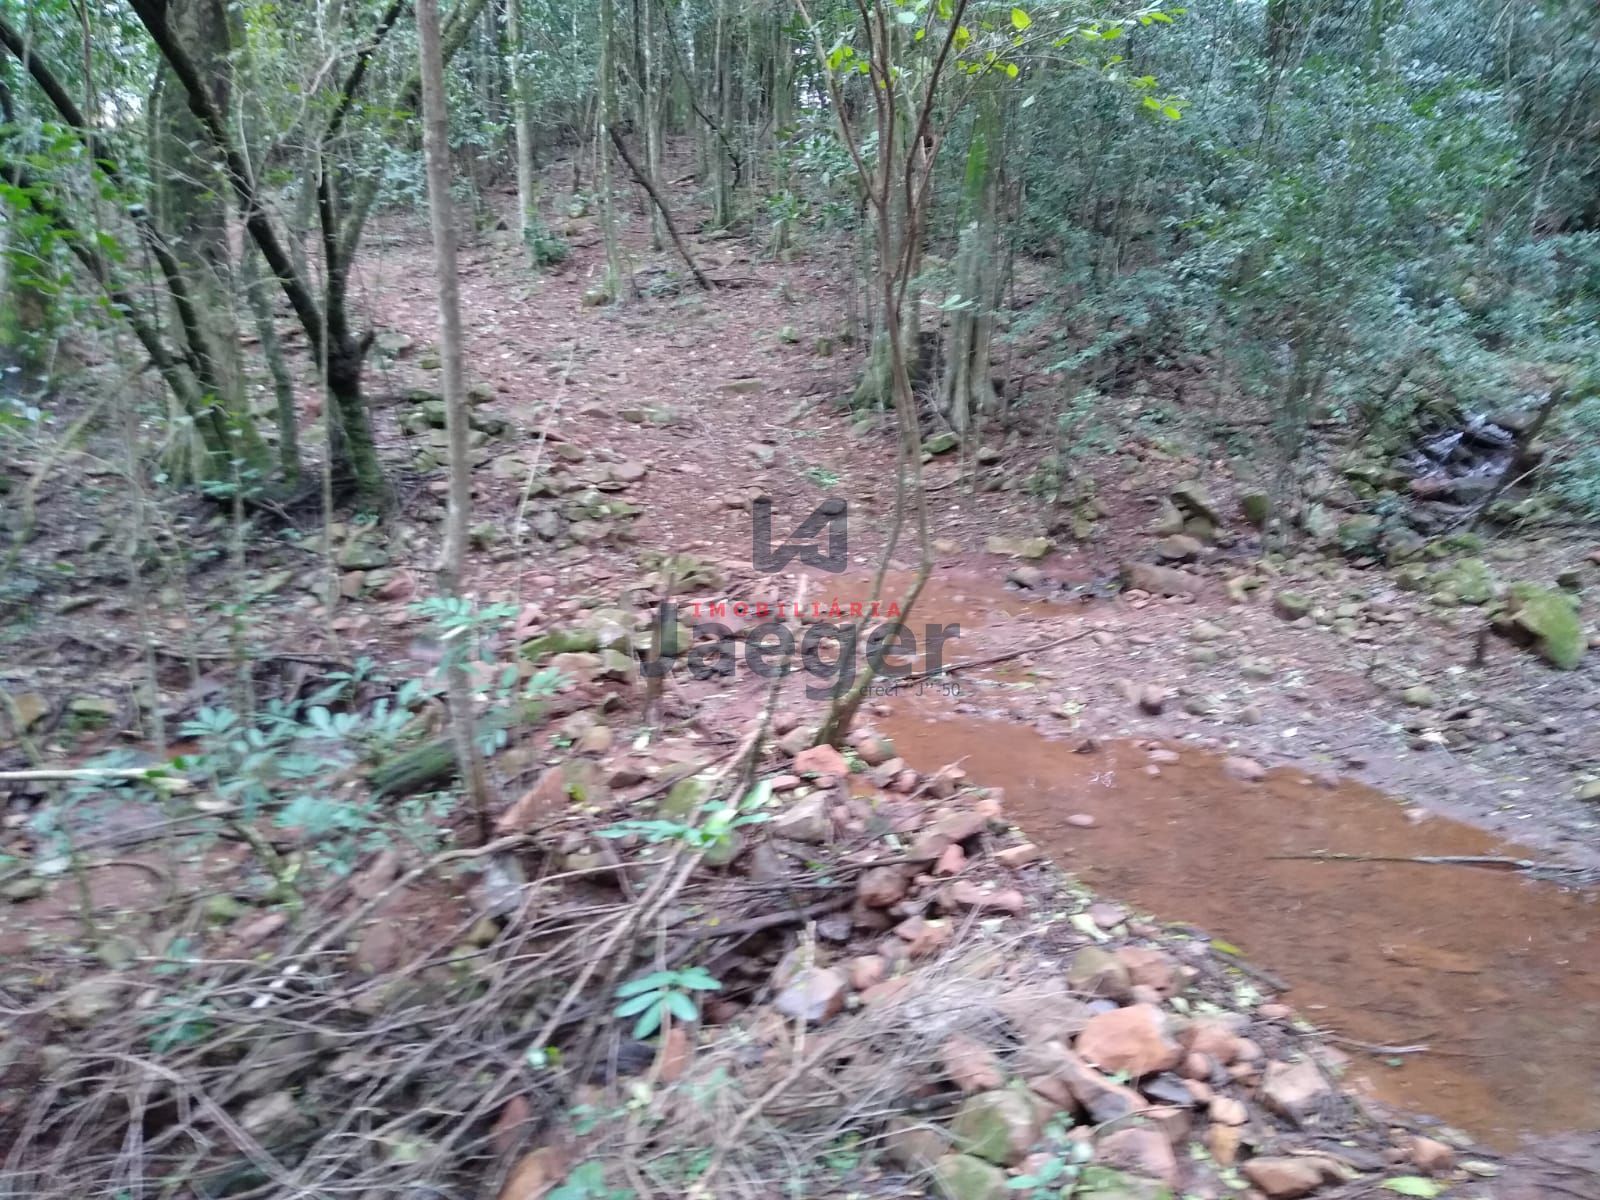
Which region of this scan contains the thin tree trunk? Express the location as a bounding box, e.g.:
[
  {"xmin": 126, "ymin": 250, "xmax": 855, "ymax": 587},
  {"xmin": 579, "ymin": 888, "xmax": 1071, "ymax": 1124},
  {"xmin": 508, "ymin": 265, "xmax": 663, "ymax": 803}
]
[
  {"xmin": 418, "ymin": 0, "xmax": 494, "ymax": 843},
  {"xmin": 507, "ymin": 0, "xmax": 541, "ymax": 259},
  {"xmin": 239, "ymin": 245, "xmax": 300, "ymax": 484}
]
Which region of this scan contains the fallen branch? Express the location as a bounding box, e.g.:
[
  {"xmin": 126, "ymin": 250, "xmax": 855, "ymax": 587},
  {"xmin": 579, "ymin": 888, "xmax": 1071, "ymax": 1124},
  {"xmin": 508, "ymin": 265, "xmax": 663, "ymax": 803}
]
[
  {"xmin": 1270, "ymin": 852, "xmax": 1539, "ymax": 873},
  {"xmin": 0, "ymin": 767, "xmax": 190, "ymax": 791},
  {"xmin": 606, "ymin": 127, "xmax": 712, "ymax": 291},
  {"xmin": 896, "ymin": 626, "xmax": 1102, "ymax": 684}
]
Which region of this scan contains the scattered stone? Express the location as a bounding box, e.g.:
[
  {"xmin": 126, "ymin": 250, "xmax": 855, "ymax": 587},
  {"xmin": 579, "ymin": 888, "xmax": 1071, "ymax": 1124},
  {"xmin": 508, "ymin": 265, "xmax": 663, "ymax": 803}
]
[
  {"xmin": 1190, "ymin": 620, "xmax": 1225, "ymax": 642},
  {"xmin": 1221, "ymin": 756, "xmax": 1266, "ymax": 782},
  {"xmin": 935, "ymin": 843, "xmax": 968, "ymax": 876},
  {"xmin": 1088, "ymin": 901, "xmax": 1126, "ymax": 929},
  {"xmin": 995, "ymin": 843, "xmax": 1043, "ymax": 869},
  {"xmin": 1209, "ymin": 1095, "xmax": 1249, "ymax": 1126},
  {"xmin": 1156, "ymin": 535, "xmax": 1204, "ymax": 563},
  {"xmin": 1402, "ymin": 684, "xmax": 1437, "ymax": 708},
  {"xmin": 1095, "ymin": 1126, "xmax": 1178, "ymax": 1189},
  {"xmin": 1409, "ymin": 1135, "xmax": 1456, "ymax": 1174},
  {"xmin": 1170, "ymin": 481, "xmax": 1221, "ymax": 525},
  {"xmin": 854, "ymin": 732, "xmax": 896, "ymax": 766},
  {"xmin": 1137, "ymin": 685, "xmax": 1167, "ymax": 716},
  {"xmin": 1242, "ymin": 1156, "xmax": 1338, "ymax": 1198},
  {"xmin": 942, "ymin": 1033, "xmax": 1006, "ymax": 1093},
  {"xmin": 1272, "ymin": 591, "xmax": 1312, "ymax": 621},
  {"xmin": 6, "ymin": 691, "xmax": 50, "ymax": 733},
  {"xmin": 1240, "ymin": 493, "xmax": 1271, "ymax": 527},
  {"xmin": 772, "ymin": 967, "xmax": 846, "ymax": 1024},
  {"xmin": 883, "ymin": 1117, "xmax": 950, "ymax": 1173},
  {"xmin": 931, "ymin": 1153, "xmax": 1011, "ymax": 1200},
  {"xmin": 1076, "ymin": 1004, "xmax": 1182, "ymax": 1077},
  {"xmin": 3, "ymin": 877, "xmax": 46, "ymax": 902},
  {"xmin": 239, "ymin": 1090, "xmax": 305, "ymax": 1141},
  {"xmin": 1260, "ymin": 1058, "xmax": 1333, "ymax": 1126},
  {"xmin": 846, "ymin": 955, "xmax": 886, "ymax": 991},
  {"xmin": 1065, "ymin": 947, "xmax": 1133, "ymax": 1000},
  {"xmin": 1007, "ymin": 565, "xmax": 1046, "ymax": 590},
  {"xmin": 1117, "ymin": 947, "xmax": 1180, "ymax": 997},
  {"xmin": 893, "ymin": 915, "xmax": 954, "ymax": 959},
  {"xmin": 943, "ymin": 881, "xmax": 1025, "ymax": 916},
  {"xmin": 1040, "ymin": 1044, "xmax": 1148, "ymax": 1123},
  {"xmin": 52, "ymin": 974, "xmax": 128, "ymax": 1026},
  {"xmin": 857, "ymin": 865, "xmax": 912, "ymax": 908},
  {"xmin": 1121, "ymin": 562, "xmax": 1202, "ymax": 596},
  {"xmin": 1066, "ymin": 813, "xmax": 1097, "ymax": 829},
  {"xmin": 925, "ymin": 431, "xmax": 960, "ymax": 455},
  {"xmin": 950, "ymin": 1089, "xmax": 1042, "ymax": 1165},
  {"xmin": 770, "ymin": 794, "xmax": 830, "ymax": 844},
  {"xmin": 794, "ymin": 743, "xmax": 850, "ymax": 777},
  {"xmin": 986, "ymin": 535, "xmax": 1053, "ymax": 559}
]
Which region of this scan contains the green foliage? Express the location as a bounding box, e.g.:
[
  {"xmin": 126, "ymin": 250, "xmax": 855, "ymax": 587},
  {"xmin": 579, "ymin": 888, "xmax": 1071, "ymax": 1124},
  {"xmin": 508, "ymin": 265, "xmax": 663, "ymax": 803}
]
[
  {"xmin": 597, "ymin": 779, "xmax": 773, "ymax": 852},
  {"xmin": 612, "ymin": 966, "xmax": 722, "ymax": 1039}
]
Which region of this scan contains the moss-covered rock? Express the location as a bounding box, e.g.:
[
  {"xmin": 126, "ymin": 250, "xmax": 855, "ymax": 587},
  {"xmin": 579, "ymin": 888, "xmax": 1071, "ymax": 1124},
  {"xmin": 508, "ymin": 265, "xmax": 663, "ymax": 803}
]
[
  {"xmin": 931, "ymin": 1154, "xmax": 1010, "ymax": 1200},
  {"xmin": 1434, "ymin": 557, "xmax": 1497, "ymax": 606},
  {"xmin": 950, "ymin": 1089, "xmax": 1040, "ymax": 1165},
  {"xmin": 1502, "ymin": 584, "xmax": 1585, "ymax": 669}
]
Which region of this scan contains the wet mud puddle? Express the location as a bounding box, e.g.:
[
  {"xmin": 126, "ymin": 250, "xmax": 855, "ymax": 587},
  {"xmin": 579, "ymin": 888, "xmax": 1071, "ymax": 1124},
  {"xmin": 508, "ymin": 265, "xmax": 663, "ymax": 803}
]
[{"xmin": 878, "ymin": 709, "xmax": 1600, "ymax": 1150}]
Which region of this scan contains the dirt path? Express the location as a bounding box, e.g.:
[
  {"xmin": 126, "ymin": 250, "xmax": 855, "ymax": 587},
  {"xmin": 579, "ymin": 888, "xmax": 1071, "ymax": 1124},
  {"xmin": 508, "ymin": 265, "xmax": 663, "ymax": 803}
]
[{"xmin": 341, "ymin": 175, "xmax": 1598, "ymax": 868}]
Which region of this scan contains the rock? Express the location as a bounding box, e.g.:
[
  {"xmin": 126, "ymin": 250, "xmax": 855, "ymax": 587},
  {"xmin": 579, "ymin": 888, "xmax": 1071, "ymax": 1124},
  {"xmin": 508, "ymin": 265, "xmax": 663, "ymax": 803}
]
[
  {"xmin": 1272, "ymin": 591, "xmax": 1312, "ymax": 620},
  {"xmin": 773, "ymin": 967, "xmax": 846, "ymax": 1024},
  {"xmin": 1076, "ymin": 1004, "xmax": 1182, "ymax": 1077},
  {"xmin": 942, "ymin": 1033, "xmax": 1006, "ymax": 1093},
  {"xmin": 498, "ymin": 1146, "xmax": 571, "ymax": 1200},
  {"xmin": 1121, "ymin": 562, "xmax": 1202, "ymax": 597},
  {"xmin": 1241, "ymin": 1156, "xmax": 1334, "ymax": 1198},
  {"xmin": 1074, "ymin": 1166, "xmax": 1175, "ymax": 1199},
  {"xmin": 1066, "ymin": 813, "xmax": 1097, "ymax": 829},
  {"xmin": 1221, "ymin": 756, "xmax": 1266, "ymax": 782},
  {"xmin": 1170, "ymin": 481, "xmax": 1221, "ymax": 524},
  {"xmin": 950, "ymin": 1089, "xmax": 1042, "ymax": 1165},
  {"xmin": 1190, "ymin": 620, "xmax": 1225, "ymax": 642},
  {"xmin": 53, "ymin": 974, "xmax": 128, "ymax": 1026},
  {"xmin": 986, "ymin": 535, "xmax": 1053, "ymax": 559},
  {"xmin": 770, "ymin": 794, "xmax": 831, "ymax": 844},
  {"xmin": 943, "ymin": 881, "xmax": 1025, "ymax": 916},
  {"xmin": 1153, "ymin": 500, "xmax": 1186, "ymax": 536},
  {"xmin": 1435, "ymin": 557, "xmax": 1496, "ymax": 605},
  {"xmin": 926, "ymin": 431, "xmax": 961, "ymax": 455},
  {"xmin": 884, "ymin": 1117, "xmax": 950, "ymax": 1172},
  {"xmin": 894, "ymin": 915, "xmax": 954, "ymax": 959},
  {"xmin": 846, "ymin": 955, "xmax": 886, "ymax": 991},
  {"xmin": 931, "ymin": 1153, "xmax": 1011, "ymax": 1200},
  {"xmin": 68, "ymin": 695, "xmax": 118, "ymax": 721},
  {"xmin": 1007, "ymin": 565, "xmax": 1046, "ymax": 590},
  {"xmin": 3, "ymin": 877, "xmax": 46, "ymax": 902},
  {"xmin": 1066, "ymin": 947, "xmax": 1133, "ymax": 1000},
  {"xmin": 1155, "ymin": 535, "xmax": 1204, "ymax": 563},
  {"xmin": 1409, "ymin": 1135, "xmax": 1456, "ymax": 1174},
  {"xmin": 1209, "ymin": 1095, "xmax": 1249, "ymax": 1126},
  {"xmin": 854, "ymin": 732, "xmax": 895, "ymax": 766},
  {"xmin": 1040, "ymin": 1044, "xmax": 1148, "ymax": 1123},
  {"xmin": 6, "ymin": 691, "xmax": 50, "ymax": 732},
  {"xmin": 794, "ymin": 743, "xmax": 850, "ymax": 777},
  {"xmin": 1096, "ymin": 1127, "xmax": 1178, "ymax": 1189},
  {"xmin": 1116, "ymin": 947, "xmax": 1180, "ymax": 997},
  {"xmin": 857, "ymin": 865, "xmax": 912, "ymax": 908},
  {"xmin": 1207, "ymin": 1122, "xmax": 1242, "ymax": 1166},
  {"xmin": 1501, "ymin": 584, "xmax": 1585, "ymax": 669},
  {"xmin": 1402, "ymin": 684, "xmax": 1437, "ymax": 707},
  {"xmin": 1240, "ymin": 493, "xmax": 1271, "ymax": 527},
  {"xmin": 1260, "ymin": 1058, "xmax": 1332, "ymax": 1126},
  {"xmin": 935, "ymin": 843, "xmax": 967, "ymax": 876},
  {"xmin": 995, "ymin": 843, "xmax": 1043, "ymax": 869},
  {"xmin": 1137, "ymin": 685, "xmax": 1168, "ymax": 715}
]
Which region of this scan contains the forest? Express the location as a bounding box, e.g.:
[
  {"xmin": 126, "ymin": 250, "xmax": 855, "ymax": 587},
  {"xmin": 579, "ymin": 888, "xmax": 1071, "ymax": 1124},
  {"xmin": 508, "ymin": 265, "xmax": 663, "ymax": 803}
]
[{"xmin": 1, "ymin": 0, "xmax": 1598, "ymax": 1197}]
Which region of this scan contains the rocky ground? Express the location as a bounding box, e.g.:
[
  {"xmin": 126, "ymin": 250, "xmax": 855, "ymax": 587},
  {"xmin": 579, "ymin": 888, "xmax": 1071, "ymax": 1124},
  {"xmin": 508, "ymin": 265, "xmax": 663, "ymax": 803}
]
[{"xmin": 2, "ymin": 151, "xmax": 1598, "ymax": 1197}]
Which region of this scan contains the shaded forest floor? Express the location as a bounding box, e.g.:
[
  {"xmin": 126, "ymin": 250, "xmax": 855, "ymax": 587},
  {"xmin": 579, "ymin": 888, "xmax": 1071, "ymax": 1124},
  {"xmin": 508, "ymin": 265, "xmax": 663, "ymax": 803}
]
[{"xmin": 2, "ymin": 156, "xmax": 1599, "ymax": 1197}]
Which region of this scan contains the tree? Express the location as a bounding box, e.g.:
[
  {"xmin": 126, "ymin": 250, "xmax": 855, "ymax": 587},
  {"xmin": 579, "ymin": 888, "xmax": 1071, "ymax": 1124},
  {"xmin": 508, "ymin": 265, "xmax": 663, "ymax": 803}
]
[{"xmin": 418, "ymin": 0, "xmax": 494, "ymax": 841}]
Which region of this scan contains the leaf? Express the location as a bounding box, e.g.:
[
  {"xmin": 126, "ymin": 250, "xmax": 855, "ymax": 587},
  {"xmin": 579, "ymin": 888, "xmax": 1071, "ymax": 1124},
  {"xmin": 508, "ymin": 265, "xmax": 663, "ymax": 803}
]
[
  {"xmin": 1005, "ymin": 62, "xmax": 1020, "ymax": 78},
  {"xmin": 665, "ymin": 989, "xmax": 699, "ymax": 1023},
  {"xmin": 632, "ymin": 1003, "xmax": 664, "ymax": 1040},
  {"xmin": 614, "ymin": 992, "xmax": 660, "ymax": 1018},
  {"xmin": 616, "ymin": 971, "xmax": 675, "ymax": 998},
  {"xmin": 1381, "ymin": 1180, "xmax": 1443, "ymax": 1198},
  {"xmin": 1011, "ymin": 7, "xmax": 1032, "ymax": 30}
]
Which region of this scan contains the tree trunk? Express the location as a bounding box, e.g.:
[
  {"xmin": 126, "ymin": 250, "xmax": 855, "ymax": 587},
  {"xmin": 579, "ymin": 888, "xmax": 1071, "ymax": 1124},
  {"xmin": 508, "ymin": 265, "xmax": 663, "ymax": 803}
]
[
  {"xmin": 418, "ymin": 0, "xmax": 494, "ymax": 843},
  {"xmin": 238, "ymin": 245, "xmax": 300, "ymax": 484},
  {"xmin": 941, "ymin": 93, "xmax": 999, "ymax": 434},
  {"xmin": 597, "ymin": 0, "xmax": 627, "ymax": 297},
  {"xmin": 506, "ymin": 0, "xmax": 543, "ymax": 261},
  {"xmin": 149, "ymin": 0, "xmax": 269, "ymax": 484}
]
